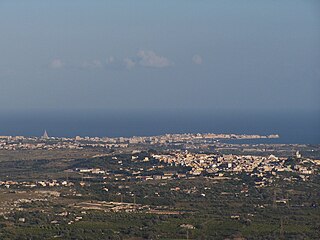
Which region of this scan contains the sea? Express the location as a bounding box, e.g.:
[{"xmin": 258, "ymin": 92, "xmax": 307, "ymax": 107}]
[{"xmin": 0, "ymin": 109, "xmax": 319, "ymax": 144}]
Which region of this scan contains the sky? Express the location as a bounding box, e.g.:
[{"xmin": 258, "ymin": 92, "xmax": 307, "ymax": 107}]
[{"xmin": 0, "ymin": 0, "xmax": 319, "ymax": 112}]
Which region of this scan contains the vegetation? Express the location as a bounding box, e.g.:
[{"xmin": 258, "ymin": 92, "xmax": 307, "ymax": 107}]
[{"xmin": 0, "ymin": 149, "xmax": 319, "ymax": 239}]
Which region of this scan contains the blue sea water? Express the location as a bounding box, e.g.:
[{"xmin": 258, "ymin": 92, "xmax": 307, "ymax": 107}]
[{"xmin": 0, "ymin": 110, "xmax": 319, "ymax": 144}]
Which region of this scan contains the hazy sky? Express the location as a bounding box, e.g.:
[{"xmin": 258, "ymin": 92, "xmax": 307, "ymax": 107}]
[{"xmin": 0, "ymin": 0, "xmax": 319, "ymax": 111}]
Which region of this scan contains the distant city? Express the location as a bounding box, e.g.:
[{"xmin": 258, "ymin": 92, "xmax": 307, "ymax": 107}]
[{"xmin": 0, "ymin": 131, "xmax": 280, "ymax": 151}]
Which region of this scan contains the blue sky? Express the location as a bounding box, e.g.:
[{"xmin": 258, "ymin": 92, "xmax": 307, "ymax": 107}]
[{"xmin": 0, "ymin": 0, "xmax": 319, "ymax": 111}]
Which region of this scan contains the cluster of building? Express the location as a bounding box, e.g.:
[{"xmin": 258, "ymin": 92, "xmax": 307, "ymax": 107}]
[
  {"xmin": 0, "ymin": 180, "xmax": 74, "ymax": 189},
  {"xmin": 152, "ymin": 151, "xmax": 319, "ymax": 186},
  {"xmin": 0, "ymin": 132, "xmax": 280, "ymax": 151}
]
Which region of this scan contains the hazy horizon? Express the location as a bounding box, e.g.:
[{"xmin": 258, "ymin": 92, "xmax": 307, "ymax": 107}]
[{"xmin": 0, "ymin": 0, "xmax": 319, "ymax": 112}]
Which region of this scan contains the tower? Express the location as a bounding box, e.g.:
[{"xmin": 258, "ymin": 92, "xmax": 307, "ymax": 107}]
[{"xmin": 42, "ymin": 130, "xmax": 49, "ymax": 139}]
